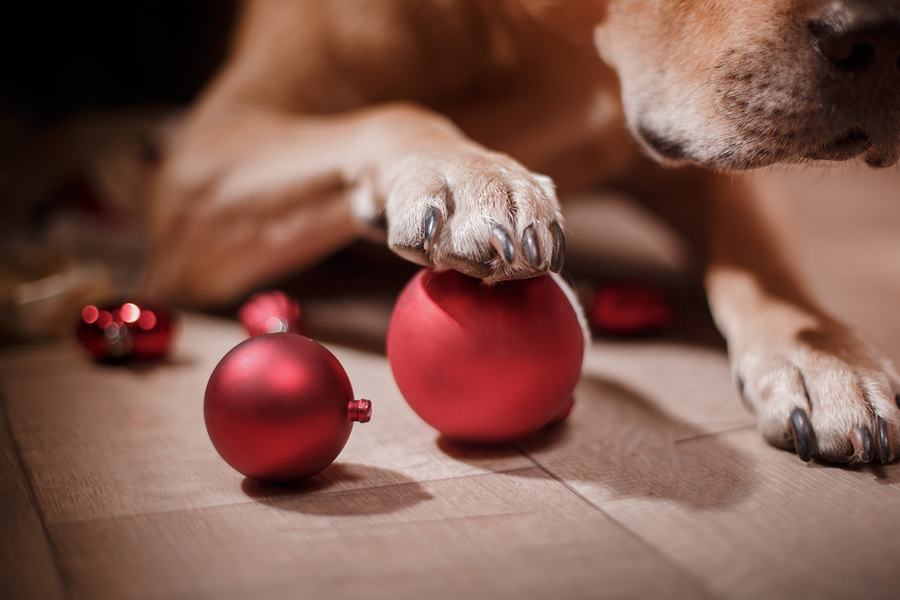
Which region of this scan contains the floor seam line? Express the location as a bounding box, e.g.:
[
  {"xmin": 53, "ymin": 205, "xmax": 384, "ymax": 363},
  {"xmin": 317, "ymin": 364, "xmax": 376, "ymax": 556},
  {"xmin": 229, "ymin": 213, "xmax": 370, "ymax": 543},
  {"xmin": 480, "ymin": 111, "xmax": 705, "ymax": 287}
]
[
  {"xmin": 515, "ymin": 447, "xmax": 724, "ymax": 599},
  {"xmin": 1, "ymin": 386, "xmax": 74, "ymax": 600},
  {"xmin": 35, "ymin": 465, "xmax": 543, "ymax": 528}
]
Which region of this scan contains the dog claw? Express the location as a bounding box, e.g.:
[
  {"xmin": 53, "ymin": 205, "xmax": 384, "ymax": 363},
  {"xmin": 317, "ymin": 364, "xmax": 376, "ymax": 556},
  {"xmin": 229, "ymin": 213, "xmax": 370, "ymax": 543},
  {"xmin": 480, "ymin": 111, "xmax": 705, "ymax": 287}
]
[
  {"xmin": 789, "ymin": 408, "xmax": 813, "ymax": 462},
  {"xmin": 876, "ymin": 416, "xmax": 895, "ymax": 464},
  {"xmin": 550, "ymin": 222, "xmax": 565, "ymax": 272},
  {"xmin": 851, "ymin": 426, "xmax": 875, "ymax": 464},
  {"xmin": 522, "ymin": 226, "xmax": 541, "ymax": 267},
  {"xmin": 491, "ymin": 226, "xmax": 516, "ymax": 265},
  {"xmin": 423, "ymin": 207, "xmax": 441, "ymax": 252}
]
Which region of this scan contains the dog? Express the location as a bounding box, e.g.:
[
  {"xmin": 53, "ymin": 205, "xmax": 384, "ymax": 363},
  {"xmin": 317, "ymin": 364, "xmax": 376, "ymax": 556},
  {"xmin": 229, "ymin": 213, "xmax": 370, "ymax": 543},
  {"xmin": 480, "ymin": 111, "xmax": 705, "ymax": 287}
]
[{"xmin": 144, "ymin": 0, "xmax": 900, "ymax": 464}]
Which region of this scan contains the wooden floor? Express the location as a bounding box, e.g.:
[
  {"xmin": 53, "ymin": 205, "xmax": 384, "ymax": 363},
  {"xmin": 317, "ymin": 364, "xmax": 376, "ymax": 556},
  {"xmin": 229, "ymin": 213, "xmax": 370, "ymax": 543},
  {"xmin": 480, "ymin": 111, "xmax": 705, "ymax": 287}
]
[{"xmin": 3, "ymin": 164, "xmax": 900, "ymax": 600}]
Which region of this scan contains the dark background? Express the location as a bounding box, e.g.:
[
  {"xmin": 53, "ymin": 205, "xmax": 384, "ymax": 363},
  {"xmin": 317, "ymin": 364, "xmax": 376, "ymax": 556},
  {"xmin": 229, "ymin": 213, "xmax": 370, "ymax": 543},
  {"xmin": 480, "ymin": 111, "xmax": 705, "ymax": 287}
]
[
  {"xmin": 0, "ymin": 1, "xmax": 420, "ymax": 307},
  {"xmin": 0, "ymin": 1, "xmax": 237, "ymax": 132}
]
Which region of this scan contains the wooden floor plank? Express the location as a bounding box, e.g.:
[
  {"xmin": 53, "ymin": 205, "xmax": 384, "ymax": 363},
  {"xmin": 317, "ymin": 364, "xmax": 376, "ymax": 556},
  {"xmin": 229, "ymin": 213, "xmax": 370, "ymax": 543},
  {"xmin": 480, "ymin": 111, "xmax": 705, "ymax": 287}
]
[
  {"xmin": 0, "ymin": 391, "xmax": 67, "ymax": 600},
  {"xmin": 0, "ymin": 314, "xmax": 534, "ymax": 526},
  {"xmin": 521, "ymin": 360, "xmax": 900, "ymax": 599},
  {"xmin": 48, "ymin": 469, "xmax": 713, "ymax": 600},
  {"xmin": 518, "ymin": 165, "xmax": 900, "ymax": 600},
  {"xmin": 3, "ymin": 164, "xmax": 899, "ymax": 599},
  {"xmin": 1, "ymin": 313, "xmax": 711, "ymax": 599}
]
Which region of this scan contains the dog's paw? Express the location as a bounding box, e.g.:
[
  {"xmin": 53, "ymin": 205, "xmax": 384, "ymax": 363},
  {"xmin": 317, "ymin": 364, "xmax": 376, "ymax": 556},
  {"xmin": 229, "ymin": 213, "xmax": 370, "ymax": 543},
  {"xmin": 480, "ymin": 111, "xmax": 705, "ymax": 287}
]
[
  {"xmin": 734, "ymin": 321, "xmax": 900, "ymax": 464},
  {"xmin": 384, "ymin": 150, "xmax": 565, "ymax": 282}
]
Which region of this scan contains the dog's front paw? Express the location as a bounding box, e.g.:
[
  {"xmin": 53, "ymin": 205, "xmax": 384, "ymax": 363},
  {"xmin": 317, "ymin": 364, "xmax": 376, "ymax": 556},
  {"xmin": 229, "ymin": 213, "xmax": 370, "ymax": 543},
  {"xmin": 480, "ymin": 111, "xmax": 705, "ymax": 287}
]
[
  {"xmin": 385, "ymin": 150, "xmax": 565, "ymax": 282},
  {"xmin": 735, "ymin": 320, "xmax": 900, "ymax": 464}
]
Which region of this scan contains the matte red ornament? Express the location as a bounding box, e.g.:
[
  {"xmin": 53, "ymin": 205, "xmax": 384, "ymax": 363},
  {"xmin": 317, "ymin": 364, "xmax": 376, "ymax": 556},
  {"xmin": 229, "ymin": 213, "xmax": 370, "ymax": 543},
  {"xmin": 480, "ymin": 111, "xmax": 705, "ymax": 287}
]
[
  {"xmin": 204, "ymin": 333, "xmax": 371, "ymax": 482},
  {"xmin": 589, "ymin": 282, "xmax": 674, "ymax": 336},
  {"xmin": 238, "ymin": 290, "xmax": 306, "ymax": 337},
  {"xmin": 77, "ymin": 300, "xmax": 174, "ymax": 361},
  {"xmin": 386, "ymin": 269, "xmax": 586, "ymax": 444}
]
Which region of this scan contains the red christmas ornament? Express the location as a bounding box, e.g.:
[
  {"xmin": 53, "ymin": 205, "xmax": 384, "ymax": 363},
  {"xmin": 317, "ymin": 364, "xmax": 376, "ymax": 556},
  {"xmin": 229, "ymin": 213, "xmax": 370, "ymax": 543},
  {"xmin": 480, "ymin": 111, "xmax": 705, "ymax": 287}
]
[
  {"xmin": 204, "ymin": 333, "xmax": 371, "ymax": 482},
  {"xmin": 238, "ymin": 290, "xmax": 306, "ymax": 337},
  {"xmin": 386, "ymin": 269, "xmax": 586, "ymax": 444},
  {"xmin": 589, "ymin": 282, "xmax": 674, "ymax": 336},
  {"xmin": 77, "ymin": 300, "xmax": 175, "ymax": 361}
]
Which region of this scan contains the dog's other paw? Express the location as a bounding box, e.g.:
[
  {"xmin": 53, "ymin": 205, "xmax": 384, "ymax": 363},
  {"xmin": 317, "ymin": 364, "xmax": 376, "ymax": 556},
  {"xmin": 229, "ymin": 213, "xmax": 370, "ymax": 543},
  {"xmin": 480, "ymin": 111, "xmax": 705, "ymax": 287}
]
[
  {"xmin": 385, "ymin": 150, "xmax": 565, "ymax": 282},
  {"xmin": 735, "ymin": 320, "xmax": 900, "ymax": 464}
]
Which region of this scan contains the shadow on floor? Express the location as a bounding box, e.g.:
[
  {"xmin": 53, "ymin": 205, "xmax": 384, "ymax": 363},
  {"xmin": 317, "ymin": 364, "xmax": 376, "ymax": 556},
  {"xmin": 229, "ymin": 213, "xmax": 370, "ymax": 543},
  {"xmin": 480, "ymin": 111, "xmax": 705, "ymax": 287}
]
[
  {"xmin": 439, "ymin": 375, "xmax": 759, "ymax": 510},
  {"xmin": 240, "ymin": 463, "xmax": 434, "ymax": 516}
]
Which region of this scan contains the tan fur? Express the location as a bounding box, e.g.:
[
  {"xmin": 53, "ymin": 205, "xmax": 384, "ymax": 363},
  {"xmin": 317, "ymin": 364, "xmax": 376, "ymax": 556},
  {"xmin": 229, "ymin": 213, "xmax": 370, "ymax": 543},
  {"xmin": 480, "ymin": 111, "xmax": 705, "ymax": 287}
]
[{"xmin": 145, "ymin": 0, "xmax": 900, "ymax": 463}]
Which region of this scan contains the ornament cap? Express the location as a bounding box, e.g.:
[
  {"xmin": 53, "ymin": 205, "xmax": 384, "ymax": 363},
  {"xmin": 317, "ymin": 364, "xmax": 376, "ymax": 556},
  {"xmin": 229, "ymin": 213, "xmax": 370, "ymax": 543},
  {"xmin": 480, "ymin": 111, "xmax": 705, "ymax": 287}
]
[{"xmin": 347, "ymin": 399, "xmax": 372, "ymax": 423}]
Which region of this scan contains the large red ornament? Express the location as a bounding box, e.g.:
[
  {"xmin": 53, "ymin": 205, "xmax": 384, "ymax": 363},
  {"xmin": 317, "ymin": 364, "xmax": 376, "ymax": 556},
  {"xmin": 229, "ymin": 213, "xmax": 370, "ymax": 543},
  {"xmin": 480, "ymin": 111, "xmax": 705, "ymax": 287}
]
[
  {"xmin": 77, "ymin": 300, "xmax": 174, "ymax": 361},
  {"xmin": 387, "ymin": 269, "xmax": 586, "ymax": 444},
  {"xmin": 204, "ymin": 333, "xmax": 371, "ymax": 482},
  {"xmin": 238, "ymin": 290, "xmax": 306, "ymax": 337}
]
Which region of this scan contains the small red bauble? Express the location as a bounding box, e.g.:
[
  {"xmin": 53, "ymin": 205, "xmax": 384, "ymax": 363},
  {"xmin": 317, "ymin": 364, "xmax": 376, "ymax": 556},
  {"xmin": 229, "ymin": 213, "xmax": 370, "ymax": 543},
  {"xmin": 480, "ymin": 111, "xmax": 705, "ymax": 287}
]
[
  {"xmin": 204, "ymin": 333, "xmax": 371, "ymax": 482},
  {"xmin": 387, "ymin": 269, "xmax": 586, "ymax": 444},
  {"xmin": 589, "ymin": 282, "xmax": 673, "ymax": 336},
  {"xmin": 77, "ymin": 300, "xmax": 174, "ymax": 361},
  {"xmin": 238, "ymin": 290, "xmax": 306, "ymax": 337}
]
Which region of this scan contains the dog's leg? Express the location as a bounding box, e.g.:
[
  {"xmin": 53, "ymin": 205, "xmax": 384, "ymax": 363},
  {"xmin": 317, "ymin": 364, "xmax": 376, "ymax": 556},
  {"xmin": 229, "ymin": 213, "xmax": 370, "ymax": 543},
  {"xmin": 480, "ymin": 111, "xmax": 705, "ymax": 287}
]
[
  {"xmin": 146, "ymin": 101, "xmax": 563, "ymax": 305},
  {"xmin": 706, "ymin": 177, "xmax": 900, "ymax": 464},
  {"xmin": 142, "ymin": 0, "xmax": 568, "ymax": 306}
]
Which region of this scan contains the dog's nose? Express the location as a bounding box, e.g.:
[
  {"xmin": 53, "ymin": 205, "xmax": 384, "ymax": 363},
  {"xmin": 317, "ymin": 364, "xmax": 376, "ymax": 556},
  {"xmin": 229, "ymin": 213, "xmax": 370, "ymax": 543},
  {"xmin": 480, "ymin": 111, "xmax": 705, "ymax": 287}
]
[{"xmin": 807, "ymin": 1, "xmax": 900, "ymax": 86}]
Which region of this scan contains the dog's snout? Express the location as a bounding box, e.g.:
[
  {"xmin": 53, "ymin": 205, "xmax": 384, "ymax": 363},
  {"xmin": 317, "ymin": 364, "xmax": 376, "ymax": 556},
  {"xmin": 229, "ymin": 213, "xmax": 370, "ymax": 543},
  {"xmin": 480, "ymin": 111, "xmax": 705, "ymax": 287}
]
[{"xmin": 807, "ymin": 1, "xmax": 900, "ymax": 85}]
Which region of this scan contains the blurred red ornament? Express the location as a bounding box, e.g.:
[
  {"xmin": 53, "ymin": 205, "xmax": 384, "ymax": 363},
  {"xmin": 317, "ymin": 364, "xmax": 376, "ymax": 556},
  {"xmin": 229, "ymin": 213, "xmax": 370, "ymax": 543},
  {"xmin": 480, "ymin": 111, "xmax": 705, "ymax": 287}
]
[
  {"xmin": 588, "ymin": 282, "xmax": 674, "ymax": 335},
  {"xmin": 77, "ymin": 300, "xmax": 174, "ymax": 361},
  {"xmin": 204, "ymin": 333, "xmax": 371, "ymax": 482},
  {"xmin": 386, "ymin": 269, "xmax": 585, "ymax": 444},
  {"xmin": 238, "ymin": 290, "xmax": 306, "ymax": 337}
]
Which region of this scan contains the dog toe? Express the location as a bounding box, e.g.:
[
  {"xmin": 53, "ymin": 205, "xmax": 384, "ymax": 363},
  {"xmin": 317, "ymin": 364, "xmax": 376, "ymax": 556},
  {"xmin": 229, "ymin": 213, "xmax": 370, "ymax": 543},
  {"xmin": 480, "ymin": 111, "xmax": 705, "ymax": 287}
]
[
  {"xmin": 491, "ymin": 226, "xmax": 517, "ymax": 265},
  {"xmin": 737, "ymin": 330, "xmax": 900, "ymax": 464},
  {"xmin": 789, "ymin": 408, "xmax": 813, "ymax": 462},
  {"xmin": 522, "ymin": 225, "xmax": 541, "ymax": 267},
  {"xmin": 550, "ymin": 221, "xmax": 565, "ymax": 273},
  {"xmin": 386, "ymin": 150, "xmax": 563, "ymax": 281},
  {"xmin": 849, "ymin": 425, "xmax": 875, "ymax": 464},
  {"xmin": 423, "ymin": 206, "xmax": 442, "ymax": 252},
  {"xmin": 876, "ymin": 415, "xmax": 895, "ymax": 464}
]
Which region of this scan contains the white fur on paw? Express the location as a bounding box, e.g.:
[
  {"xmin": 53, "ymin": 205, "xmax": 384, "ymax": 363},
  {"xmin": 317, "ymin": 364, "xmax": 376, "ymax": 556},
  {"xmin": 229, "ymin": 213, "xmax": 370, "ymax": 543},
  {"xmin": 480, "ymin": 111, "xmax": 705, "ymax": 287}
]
[
  {"xmin": 736, "ymin": 325, "xmax": 900, "ymax": 463},
  {"xmin": 385, "ymin": 150, "xmax": 564, "ymax": 281}
]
